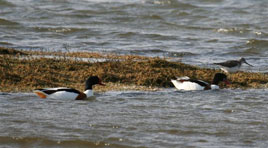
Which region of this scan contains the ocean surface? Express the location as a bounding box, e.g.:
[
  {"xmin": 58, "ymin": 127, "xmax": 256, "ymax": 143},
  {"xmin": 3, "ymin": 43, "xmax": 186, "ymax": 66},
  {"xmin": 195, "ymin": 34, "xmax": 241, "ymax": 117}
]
[
  {"xmin": 1, "ymin": 0, "xmax": 268, "ymax": 147},
  {"xmin": 1, "ymin": 89, "xmax": 268, "ymax": 148},
  {"xmin": 0, "ymin": 0, "xmax": 268, "ymax": 71}
]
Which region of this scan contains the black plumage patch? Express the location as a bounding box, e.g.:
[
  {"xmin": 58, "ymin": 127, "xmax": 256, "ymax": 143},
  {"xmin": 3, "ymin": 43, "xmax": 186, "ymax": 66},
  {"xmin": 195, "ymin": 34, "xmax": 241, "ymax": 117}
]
[
  {"xmin": 35, "ymin": 88, "xmax": 81, "ymax": 95},
  {"xmin": 214, "ymin": 60, "xmax": 240, "ymax": 67},
  {"xmin": 188, "ymin": 79, "xmax": 209, "ymax": 87}
]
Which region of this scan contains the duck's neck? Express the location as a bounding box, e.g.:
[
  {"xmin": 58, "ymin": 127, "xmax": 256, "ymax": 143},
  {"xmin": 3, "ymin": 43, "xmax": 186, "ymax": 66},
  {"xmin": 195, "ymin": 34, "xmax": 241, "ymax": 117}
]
[
  {"xmin": 210, "ymin": 81, "xmax": 220, "ymax": 90},
  {"xmin": 85, "ymin": 85, "xmax": 93, "ymax": 90},
  {"xmin": 210, "ymin": 84, "xmax": 219, "ymax": 90},
  {"xmin": 211, "ymin": 79, "xmax": 220, "ymax": 85},
  {"xmin": 84, "ymin": 89, "xmax": 93, "ymax": 97}
]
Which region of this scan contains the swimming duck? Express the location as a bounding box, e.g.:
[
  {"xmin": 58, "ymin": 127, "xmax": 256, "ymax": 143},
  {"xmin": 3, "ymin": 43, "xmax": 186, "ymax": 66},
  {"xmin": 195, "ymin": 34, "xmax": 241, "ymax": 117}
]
[
  {"xmin": 171, "ymin": 73, "xmax": 229, "ymax": 91},
  {"xmin": 214, "ymin": 58, "xmax": 253, "ymax": 73},
  {"xmin": 34, "ymin": 76, "xmax": 105, "ymax": 100}
]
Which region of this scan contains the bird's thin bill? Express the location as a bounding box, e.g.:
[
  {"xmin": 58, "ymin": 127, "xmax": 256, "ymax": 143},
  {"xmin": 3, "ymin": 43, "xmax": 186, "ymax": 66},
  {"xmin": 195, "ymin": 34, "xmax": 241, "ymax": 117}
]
[{"xmin": 245, "ymin": 61, "xmax": 253, "ymax": 67}]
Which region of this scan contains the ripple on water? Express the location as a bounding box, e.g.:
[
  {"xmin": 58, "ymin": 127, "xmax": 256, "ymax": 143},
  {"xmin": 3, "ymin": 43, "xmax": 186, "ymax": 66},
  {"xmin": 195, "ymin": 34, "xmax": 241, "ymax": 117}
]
[
  {"xmin": 0, "ymin": 89, "xmax": 268, "ymax": 147},
  {"xmin": 0, "ymin": 18, "xmax": 20, "ymax": 26}
]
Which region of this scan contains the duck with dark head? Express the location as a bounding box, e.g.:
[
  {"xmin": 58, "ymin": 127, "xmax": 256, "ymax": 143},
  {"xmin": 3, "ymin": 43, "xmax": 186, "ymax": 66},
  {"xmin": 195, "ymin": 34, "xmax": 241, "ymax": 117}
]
[
  {"xmin": 171, "ymin": 73, "xmax": 230, "ymax": 91},
  {"xmin": 34, "ymin": 76, "xmax": 105, "ymax": 100}
]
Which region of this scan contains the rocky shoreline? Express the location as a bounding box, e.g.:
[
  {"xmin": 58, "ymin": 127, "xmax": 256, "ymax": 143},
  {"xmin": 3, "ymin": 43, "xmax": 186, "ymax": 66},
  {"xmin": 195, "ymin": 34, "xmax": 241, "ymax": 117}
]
[{"xmin": 0, "ymin": 47, "xmax": 267, "ymax": 92}]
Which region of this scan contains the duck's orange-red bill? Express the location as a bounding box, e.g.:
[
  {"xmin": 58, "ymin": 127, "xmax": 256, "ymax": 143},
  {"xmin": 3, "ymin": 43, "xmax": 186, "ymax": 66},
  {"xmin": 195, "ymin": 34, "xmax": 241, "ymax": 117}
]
[
  {"xmin": 224, "ymin": 80, "xmax": 231, "ymax": 85},
  {"xmin": 99, "ymin": 80, "xmax": 105, "ymax": 86}
]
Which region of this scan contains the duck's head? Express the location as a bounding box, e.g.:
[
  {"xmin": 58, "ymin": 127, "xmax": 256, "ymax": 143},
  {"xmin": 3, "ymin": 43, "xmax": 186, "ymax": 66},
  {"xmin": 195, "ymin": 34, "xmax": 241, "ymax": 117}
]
[
  {"xmin": 85, "ymin": 76, "xmax": 105, "ymax": 90},
  {"xmin": 212, "ymin": 73, "xmax": 230, "ymax": 85}
]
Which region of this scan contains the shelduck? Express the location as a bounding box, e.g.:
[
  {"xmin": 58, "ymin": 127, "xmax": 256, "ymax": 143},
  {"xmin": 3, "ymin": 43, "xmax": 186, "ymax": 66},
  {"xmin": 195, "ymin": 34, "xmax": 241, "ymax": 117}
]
[
  {"xmin": 171, "ymin": 73, "xmax": 229, "ymax": 91},
  {"xmin": 34, "ymin": 76, "xmax": 104, "ymax": 100}
]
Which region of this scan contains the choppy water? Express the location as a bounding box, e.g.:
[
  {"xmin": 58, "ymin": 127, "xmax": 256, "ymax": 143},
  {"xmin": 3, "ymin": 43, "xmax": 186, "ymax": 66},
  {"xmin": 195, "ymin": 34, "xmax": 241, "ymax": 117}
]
[
  {"xmin": 0, "ymin": 0, "xmax": 268, "ymax": 72},
  {"xmin": 1, "ymin": 89, "xmax": 268, "ymax": 148}
]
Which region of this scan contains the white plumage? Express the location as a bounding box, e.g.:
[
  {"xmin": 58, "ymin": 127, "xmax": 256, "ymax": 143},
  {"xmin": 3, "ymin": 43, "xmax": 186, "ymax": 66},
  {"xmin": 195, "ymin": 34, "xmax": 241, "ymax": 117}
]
[
  {"xmin": 171, "ymin": 79, "xmax": 206, "ymax": 91},
  {"xmin": 34, "ymin": 76, "xmax": 104, "ymax": 100},
  {"xmin": 171, "ymin": 73, "xmax": 229, "ymax": 91}
]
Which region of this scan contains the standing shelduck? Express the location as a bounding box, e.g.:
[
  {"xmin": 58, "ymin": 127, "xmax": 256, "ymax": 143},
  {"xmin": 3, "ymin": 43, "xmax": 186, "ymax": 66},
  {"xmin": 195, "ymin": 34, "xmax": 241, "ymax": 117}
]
[
  {"xmin": 171, "ymin": 73, "xmax": 229, "ymax": 91},
  {"xmin": 213, "ymin": 58, "xmax": 253, "ymax": 73},
  {"xmin": 34, "ymin": 76, "xmax": 105, "ymax": 100}
]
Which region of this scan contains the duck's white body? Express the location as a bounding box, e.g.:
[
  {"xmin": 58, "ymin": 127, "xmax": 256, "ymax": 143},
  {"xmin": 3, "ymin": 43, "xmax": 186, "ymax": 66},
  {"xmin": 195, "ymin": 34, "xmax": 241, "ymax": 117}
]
[
  {"xmin": 171, "ymin": 73, "xmax": 228, "ymax": 91},
  {"xmin": 171, "ymin": 80, "xmax": 218, "ymax": 91},
  {"xmin": 171, "ymin": 79, "xmax": 218, "ymax": 91},
  {"xmin": 34, "ymin": 76, "xmax": 104, "ymax": 100},
  {"xmin": 34, "ymin": 88, "xmax": 94, "ymax": 100}
]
